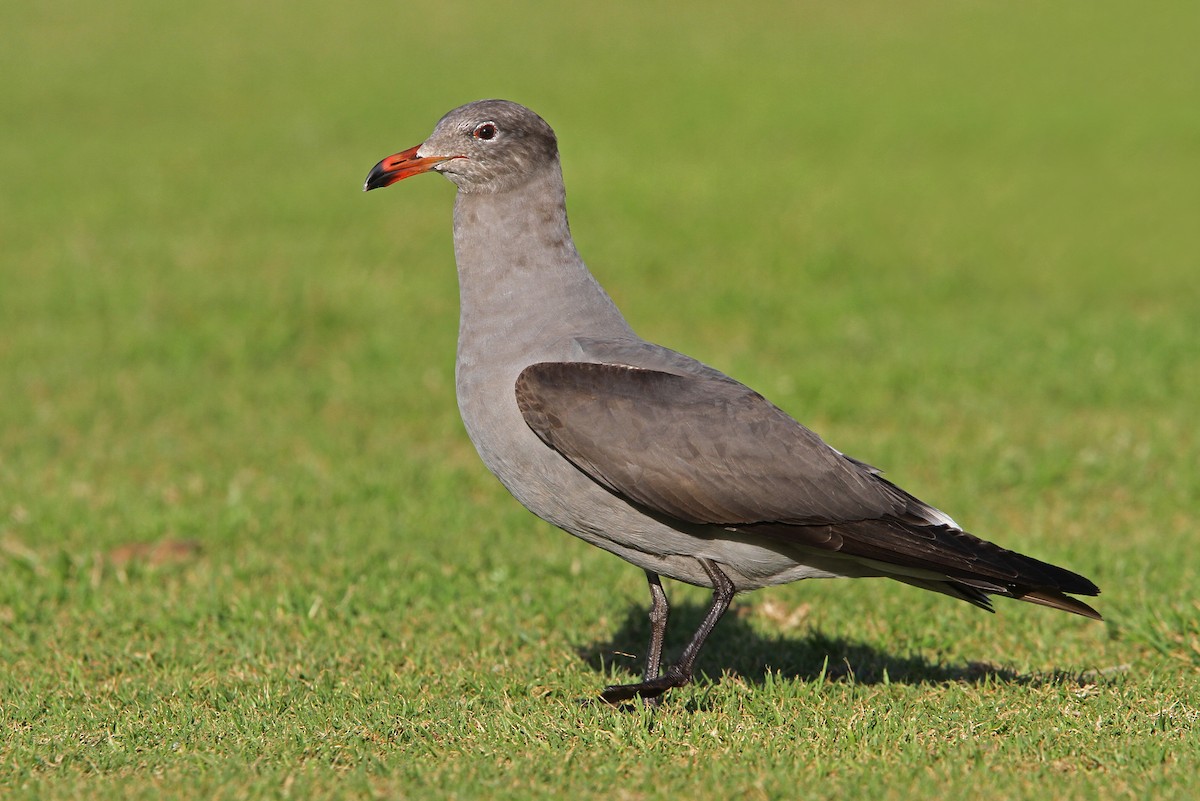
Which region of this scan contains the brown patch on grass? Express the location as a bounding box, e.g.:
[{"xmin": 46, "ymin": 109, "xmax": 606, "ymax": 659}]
[{"xmin": 106, "ymin": 539, "xmax": 203, "ymax": 567}]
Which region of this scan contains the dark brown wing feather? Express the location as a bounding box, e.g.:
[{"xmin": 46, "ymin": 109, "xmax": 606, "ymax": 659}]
[
  {"xmin": 750, "ymin": 519, "xmax": 1101, "ymax": 618},
  {"xmin": 516, "ymin": 362, "xmax": 908, "ymax": 525},
  {"xmin": 515, "ymin": 361, "xmax": 1100, "ymax": 618}
]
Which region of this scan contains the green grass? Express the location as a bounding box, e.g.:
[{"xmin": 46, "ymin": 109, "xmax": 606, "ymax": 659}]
[{"xmin": 2, "ymin": 0, "xmax": 1198, "ymax": 798}]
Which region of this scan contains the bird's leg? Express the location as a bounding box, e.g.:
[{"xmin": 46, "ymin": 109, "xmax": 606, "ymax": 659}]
[
  {"xmin": 642, "ymin": 571, "xmax": 669, "ymax": 683},
  {"xmin": 633, "ymin": 571, "xmax": 671, "ymax": 710},
  {"xmin": 599, "ymin": 559, "xmax": 734, "ymax": 706},
  {"xmin": 661, "ymin": 559, "xmax": 734, "ymax": 687}
]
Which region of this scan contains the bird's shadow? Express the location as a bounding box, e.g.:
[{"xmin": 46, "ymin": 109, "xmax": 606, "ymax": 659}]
[{"xmin": 579, "ymin": 599, "xmax": 1103, "ymax": 693}]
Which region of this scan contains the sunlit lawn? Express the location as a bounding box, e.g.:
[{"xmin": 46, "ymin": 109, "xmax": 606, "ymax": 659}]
[{"xmin": 1, "ymin": 1, "xmax": 1197, "ymax": 798}]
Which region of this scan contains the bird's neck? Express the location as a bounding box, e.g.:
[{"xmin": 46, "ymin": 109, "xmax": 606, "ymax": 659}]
[{"xmin": 451, "ymin": 158, "xmax": 633, "ymax": 354}]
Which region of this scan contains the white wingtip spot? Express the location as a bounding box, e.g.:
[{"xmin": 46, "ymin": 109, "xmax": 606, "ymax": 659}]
[{"xmin": 922, "ymin": 506, "xmax": 961, "ymax": 529}]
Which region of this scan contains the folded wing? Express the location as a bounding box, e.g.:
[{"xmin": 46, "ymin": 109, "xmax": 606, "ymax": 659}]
[{"xmin": 515, "ymin": 361, "xmax": 1099, "ymax": 618}]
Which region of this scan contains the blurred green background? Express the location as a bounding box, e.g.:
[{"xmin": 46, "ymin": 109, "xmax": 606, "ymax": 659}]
[{"xmin": 1, "ymin": 1, "xmax": 1197, "ymax": 799}]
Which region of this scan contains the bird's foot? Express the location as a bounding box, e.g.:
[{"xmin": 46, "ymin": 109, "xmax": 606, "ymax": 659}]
[{"xmin": 597, "ymin": 666, "xmax": 688, "ymax": 707}]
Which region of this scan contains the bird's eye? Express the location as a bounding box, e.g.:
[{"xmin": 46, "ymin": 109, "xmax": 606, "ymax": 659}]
[{"xmin": 473, "ymin": 122, "xmax": 498, "ymax": 140}]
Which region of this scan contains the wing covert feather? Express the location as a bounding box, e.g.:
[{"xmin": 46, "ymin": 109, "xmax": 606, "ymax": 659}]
[{"xmin": 515, "ymin": 362, "xmax": 906, "ymax": 525}]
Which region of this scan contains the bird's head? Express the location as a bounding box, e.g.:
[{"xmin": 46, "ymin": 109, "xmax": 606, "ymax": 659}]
[{"xmin": 364, "ymin": 99, "xmax": 558, "ymax": 195}]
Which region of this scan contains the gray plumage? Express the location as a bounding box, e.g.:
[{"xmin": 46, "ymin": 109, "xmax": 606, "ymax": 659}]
[{"xmin": 365, "ymin": 99, "xmax": 1100, "ymax": 704}]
